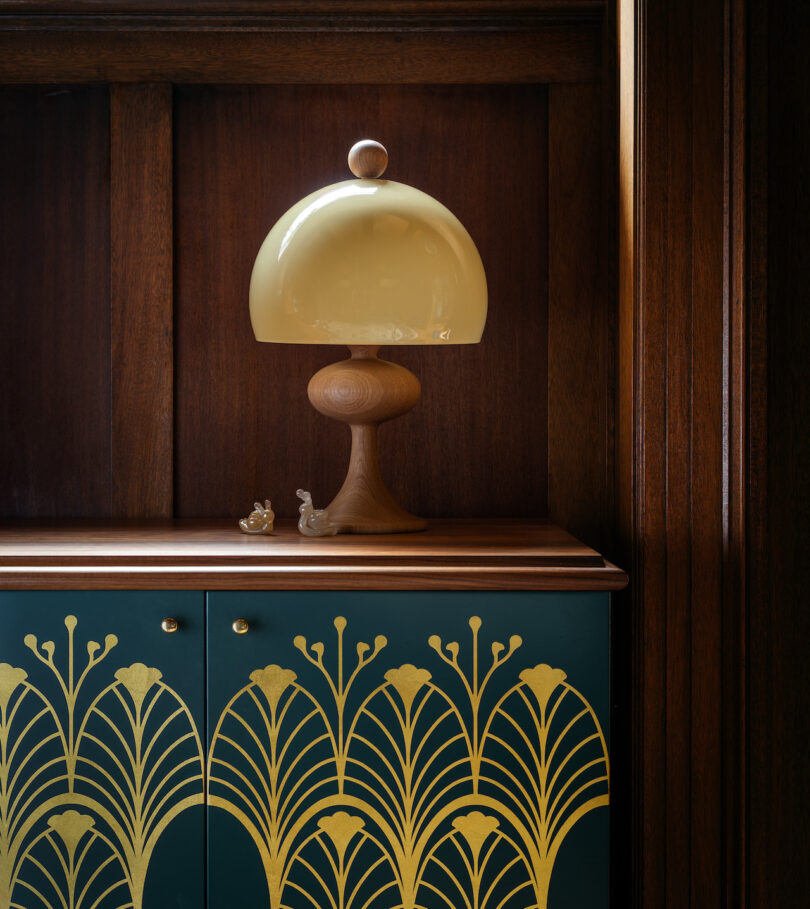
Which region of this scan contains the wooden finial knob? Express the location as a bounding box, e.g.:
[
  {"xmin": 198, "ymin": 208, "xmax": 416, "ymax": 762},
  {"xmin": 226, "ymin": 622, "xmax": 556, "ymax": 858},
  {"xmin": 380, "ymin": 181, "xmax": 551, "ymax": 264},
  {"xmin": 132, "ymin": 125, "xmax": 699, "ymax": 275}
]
[{"xmin": 348, "ymin": 140, "xmax": 388, "ymax": 179}]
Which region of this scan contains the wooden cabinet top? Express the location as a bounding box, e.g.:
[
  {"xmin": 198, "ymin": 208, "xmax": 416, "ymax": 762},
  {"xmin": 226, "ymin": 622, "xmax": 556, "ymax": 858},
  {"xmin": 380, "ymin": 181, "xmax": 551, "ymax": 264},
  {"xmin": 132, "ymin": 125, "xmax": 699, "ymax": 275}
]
[{"xmin": 0, "ymin": 519, "xmax": 626, "ymax": 591}]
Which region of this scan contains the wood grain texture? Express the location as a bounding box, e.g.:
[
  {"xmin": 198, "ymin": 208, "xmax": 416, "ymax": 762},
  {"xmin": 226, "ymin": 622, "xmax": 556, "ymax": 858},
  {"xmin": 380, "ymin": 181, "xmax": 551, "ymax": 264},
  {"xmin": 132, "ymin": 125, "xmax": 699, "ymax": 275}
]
[
  {"xmin": 744, "ymin": 4, "xmax": 768, "ymax": 909},
  {"xmin": 0, "ymin": 519, "xmax": 628, "ymax": 590},
  {"xmin": 547, "ymin": 83, "xmax": 609, "ymax": 552},
  {"xmin": 173, "ymin": 84, "xmax": 549, "ymax": 520},
  {"xmin": 723, "ymin": 1, "xmax": 747, "ymax": 904},
  {"xmin": 0, "ymin": 0, "xmax": 604, "ymax": 15},
  {"xmin": 689, "ymin": 4, "xmax": 725, "ymax": 901},
  {"xmin": 308, "ymin": 349, "xmax": 426, "ymax": 533},
  {"xmin": 0, "ymin": 86, "xmax": 111, "ymax": 518},
  {"xmin": 0, "ymin": 28, "xmax": 599, "ymax": 85},
  {"xmin": 110, "ymin": 84, "xmax": 173, "ymax": 517},
  {"xmin": 616, "ymin": 0, "xmax": 742, "ymax": 905},
  {"xmin": 347, "ymin": 140, "xmax": 388, "ymax": 179}
]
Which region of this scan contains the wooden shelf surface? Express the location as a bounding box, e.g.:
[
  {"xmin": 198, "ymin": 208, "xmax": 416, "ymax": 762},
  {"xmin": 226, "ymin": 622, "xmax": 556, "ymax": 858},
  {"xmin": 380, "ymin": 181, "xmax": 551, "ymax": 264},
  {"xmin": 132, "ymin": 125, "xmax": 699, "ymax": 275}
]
[{"xmin": 0, "ymin": 519, "xmax": 626, "ymax": 591}]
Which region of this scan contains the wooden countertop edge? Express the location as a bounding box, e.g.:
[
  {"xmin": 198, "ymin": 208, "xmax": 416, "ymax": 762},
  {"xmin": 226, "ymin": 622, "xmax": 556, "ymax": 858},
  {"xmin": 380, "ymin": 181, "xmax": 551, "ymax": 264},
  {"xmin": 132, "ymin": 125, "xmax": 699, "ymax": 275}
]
[
  {"xmin": 0, "ymin": 562, "xmax": 628, "ymax": 591},
  {"xmin": 0, "ymin": 554, "xmax": 606, "ymax": 567},
  {"xmin": 0, "ymin": 520, "xmax": 628, "ymax": 590}
]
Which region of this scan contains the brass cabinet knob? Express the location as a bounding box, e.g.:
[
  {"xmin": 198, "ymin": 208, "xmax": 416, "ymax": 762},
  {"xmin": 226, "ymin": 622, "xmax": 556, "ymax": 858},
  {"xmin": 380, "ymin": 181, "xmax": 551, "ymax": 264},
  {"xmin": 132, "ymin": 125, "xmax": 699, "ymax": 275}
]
[
  {"xmin": 232, "ymin": 618, "xmax": 249, "ymax": 635},
  {"xmin": 161, "ymin": 617, "xmax": 179, "ymax": 634}
]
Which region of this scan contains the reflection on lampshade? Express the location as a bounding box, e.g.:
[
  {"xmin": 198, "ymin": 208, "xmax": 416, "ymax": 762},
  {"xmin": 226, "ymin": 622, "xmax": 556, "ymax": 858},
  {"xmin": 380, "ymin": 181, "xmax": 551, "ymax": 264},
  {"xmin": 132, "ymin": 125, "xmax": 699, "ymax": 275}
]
[
  {"xmin": 249, "ymin": 179, "xmax": 487, "ymax": 345},
  {"xmin": 248, "ymin": 139, "xmax": 488, "ymax": 534}
]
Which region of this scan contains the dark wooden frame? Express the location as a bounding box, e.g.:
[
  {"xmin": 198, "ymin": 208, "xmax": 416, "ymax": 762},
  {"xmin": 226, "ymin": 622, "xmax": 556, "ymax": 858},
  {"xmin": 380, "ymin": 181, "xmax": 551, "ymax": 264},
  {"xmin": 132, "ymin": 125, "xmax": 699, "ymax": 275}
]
[
  {"xmin": 616, "ymin": 0, "xmax": 750, "ymax": 904},
  {"xmin": 615, "ymin": 0, "xmax": 810, "ymax": 906}
]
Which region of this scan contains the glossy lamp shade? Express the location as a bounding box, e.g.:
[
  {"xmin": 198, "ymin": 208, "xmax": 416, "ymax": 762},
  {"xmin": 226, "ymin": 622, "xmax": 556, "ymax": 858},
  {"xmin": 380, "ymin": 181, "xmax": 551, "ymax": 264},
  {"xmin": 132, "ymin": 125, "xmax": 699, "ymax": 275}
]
[{"xmin": 249, "ymin": 178, "xmax": 487, "ymax": 345}]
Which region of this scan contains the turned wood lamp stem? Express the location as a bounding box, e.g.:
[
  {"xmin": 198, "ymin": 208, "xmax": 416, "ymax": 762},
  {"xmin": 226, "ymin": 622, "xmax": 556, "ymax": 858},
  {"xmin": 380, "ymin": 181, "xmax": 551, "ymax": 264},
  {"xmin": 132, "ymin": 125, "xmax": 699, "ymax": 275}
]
[{"xmin": 307, "ymin": 346, "xmax": 426, "ymax": 533}]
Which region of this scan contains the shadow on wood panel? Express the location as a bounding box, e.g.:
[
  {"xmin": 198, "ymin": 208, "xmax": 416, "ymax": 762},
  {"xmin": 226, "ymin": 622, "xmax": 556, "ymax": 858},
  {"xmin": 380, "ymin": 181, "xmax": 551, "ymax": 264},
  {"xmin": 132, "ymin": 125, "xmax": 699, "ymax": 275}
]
[{"xmin": 0, "ymin": 86, "xmax": 111, "ymax": 518}]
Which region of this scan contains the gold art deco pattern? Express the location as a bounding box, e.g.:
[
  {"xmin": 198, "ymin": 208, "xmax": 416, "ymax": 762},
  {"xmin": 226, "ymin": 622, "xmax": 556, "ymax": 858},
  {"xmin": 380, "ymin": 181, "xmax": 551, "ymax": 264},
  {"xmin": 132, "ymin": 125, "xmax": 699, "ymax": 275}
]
[
  {"xmin": 208, "ymin": 616, "xmax": 609, "ymax": 909},
  {"xmin": 0, "ymin": 613, "xmax": 608, "ymax": 909},
  {"xmin": 0, "ymin": 616, "xmax": 204, "ymax": 909}
]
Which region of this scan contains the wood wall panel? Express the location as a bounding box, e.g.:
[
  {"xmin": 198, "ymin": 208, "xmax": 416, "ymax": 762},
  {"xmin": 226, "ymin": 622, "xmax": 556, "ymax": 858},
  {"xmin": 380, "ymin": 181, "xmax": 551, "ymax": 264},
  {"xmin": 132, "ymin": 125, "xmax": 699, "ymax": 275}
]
[
  {"xmin": 173, "ymin": 84, "xmax": 549, "ymax": 519},
  {"xmin": 724, "ymin": 2, "xmax": 748, "ymax": 904},
  {"xmin": 0, "ymin": 86, "xmax": 111, "ymax": 518},
  {"xmin": 0, "ymin": 29, "xmax": 599, "ymax": 86},
  {"xmin": 0, "ymin": 0, "xmax": 604, "ymax": 13},
  {"xmin": 617, "ymin": 0, "xmax": 746, "ymax": 905},
  {"xmin": 688, "ymin": 1, "xmax": 725, "ymax": 899},
  {"xmin": 110, "ymin": 84, "xmax": 174, "ymax": 517},
  {"xmin": 547, "ymin": 83, "xmax": 609, "ymax": 551}
]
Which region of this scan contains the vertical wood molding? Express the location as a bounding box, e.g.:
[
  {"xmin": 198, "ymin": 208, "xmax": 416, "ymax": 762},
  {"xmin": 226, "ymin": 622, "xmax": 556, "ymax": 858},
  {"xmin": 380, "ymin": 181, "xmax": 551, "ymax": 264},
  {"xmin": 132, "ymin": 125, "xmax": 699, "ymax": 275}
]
[
  {"xmin": 110, "ymin": 83, "xmax": 173, "ymax": 517},
  {"xmin": 548, "ymin": 83, "xmax": 609, "ymax": 552},
  {"xmin": 743, "ymin": 2, "xmax": 768, "ymax": 902},
  {"xmin": 618, "ymin": 0, "xmax": 747, "ymax": 904},
  {"xmin": 723, "ymin": 0, "xmax": 748, "ymax": 903}
]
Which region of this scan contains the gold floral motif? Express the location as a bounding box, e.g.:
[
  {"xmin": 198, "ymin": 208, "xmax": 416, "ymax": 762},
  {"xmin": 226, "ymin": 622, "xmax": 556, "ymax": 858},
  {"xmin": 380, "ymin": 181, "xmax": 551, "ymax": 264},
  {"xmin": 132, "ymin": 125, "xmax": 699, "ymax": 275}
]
[
  {"xmin": 317, "ymin": 811, "xmax": 365, "ymax": 860},
  {"xmin": 519, "ymin": 663, "xmax": 568, "ymax": 713},
  {"xmin": 15, "ymin": 808, "xmax": 130, "ymax": 909},
  {"xmin": 47, "ymin": 809, "xmax": 95, "ymax": 857},
  {"xmin": 0, "ymin": 664, "xmax": 27, "ymax": 712},
  {"xmin": 383, "ymin": 664, "xmax": 432, "ymax": 713},
  {"xmin": 452, "ymin": 810, "xmax": 500, "ymax": 861},
  {"xmin": 114, "ymin": 662, "xmax": 163, "ymax": 711},
  {"xmin": 249, "ymin": 664, "xmax": 297, "ymax": 713}
]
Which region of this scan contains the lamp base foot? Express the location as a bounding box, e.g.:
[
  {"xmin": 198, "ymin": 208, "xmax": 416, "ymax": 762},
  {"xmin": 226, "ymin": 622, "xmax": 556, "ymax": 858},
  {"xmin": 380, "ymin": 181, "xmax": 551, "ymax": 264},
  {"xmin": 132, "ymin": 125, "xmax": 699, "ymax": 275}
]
[{"xmin": 326, "ymin": 486, "xmax": 427, "ymax": 535}]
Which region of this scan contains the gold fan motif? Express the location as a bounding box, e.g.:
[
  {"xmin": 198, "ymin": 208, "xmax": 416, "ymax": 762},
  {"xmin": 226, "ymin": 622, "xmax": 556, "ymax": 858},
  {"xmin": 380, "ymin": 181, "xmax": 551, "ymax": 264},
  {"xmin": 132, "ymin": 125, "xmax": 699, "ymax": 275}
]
[{"xmin": 0, "ymin": 612, "xmax": 607, "ymax": 909}]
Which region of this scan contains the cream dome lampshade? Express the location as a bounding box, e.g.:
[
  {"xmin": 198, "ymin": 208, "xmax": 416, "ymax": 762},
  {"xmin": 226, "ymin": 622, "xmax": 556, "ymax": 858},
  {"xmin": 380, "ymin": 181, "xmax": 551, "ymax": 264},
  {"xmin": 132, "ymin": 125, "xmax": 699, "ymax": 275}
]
[{"xmin": 249, "ymin": 139, "xmax": 487, "ymax": 533}]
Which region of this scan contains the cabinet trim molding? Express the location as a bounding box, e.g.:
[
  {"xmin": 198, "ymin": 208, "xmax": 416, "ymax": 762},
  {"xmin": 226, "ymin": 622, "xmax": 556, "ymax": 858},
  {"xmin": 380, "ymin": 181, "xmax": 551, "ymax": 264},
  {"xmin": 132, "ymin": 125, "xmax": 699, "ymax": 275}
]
[{"xmin": 0, "ymin": 522, "xmax": 627, "ymax": 591}]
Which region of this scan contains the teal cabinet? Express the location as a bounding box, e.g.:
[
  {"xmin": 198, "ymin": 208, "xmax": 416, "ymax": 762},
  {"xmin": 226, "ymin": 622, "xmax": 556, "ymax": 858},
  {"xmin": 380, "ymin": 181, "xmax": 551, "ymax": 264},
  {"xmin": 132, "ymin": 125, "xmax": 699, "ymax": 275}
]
[
  {"xmin": 0, "ymin": 591, "xmax": 205, "ymax": 909},
  {"xmin": 0, "ymin": 589, "xmax": 611, "ymax": 908},
  {"xmin": 207, "ymin": 591, "xmax": 610, "ymax": 909}
]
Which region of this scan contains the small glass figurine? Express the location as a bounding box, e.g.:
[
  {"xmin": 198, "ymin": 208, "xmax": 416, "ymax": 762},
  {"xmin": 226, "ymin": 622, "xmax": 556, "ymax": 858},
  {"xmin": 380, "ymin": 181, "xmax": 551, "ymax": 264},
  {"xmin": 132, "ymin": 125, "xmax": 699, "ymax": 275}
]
[
  {"xmin": 296, "ymin": 489, "xmax": 338, "ymax": 537},
  {"xmin": 238, "ymin": 500, "xmax": 276, "ymax": 535}
]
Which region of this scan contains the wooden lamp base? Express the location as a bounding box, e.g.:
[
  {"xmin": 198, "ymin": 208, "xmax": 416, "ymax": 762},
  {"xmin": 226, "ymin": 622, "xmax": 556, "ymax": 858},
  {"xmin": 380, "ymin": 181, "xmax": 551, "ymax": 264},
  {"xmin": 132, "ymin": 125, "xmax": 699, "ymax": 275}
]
[{"xmin": 307, "ymin": 346, "xmax": 427, "ymax": 534}]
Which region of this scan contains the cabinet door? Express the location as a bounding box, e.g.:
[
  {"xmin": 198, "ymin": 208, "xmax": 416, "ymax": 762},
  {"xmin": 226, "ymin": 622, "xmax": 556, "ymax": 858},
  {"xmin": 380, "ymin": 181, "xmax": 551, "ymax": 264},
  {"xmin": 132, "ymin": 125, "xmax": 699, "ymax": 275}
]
[
  {"xmin": 0, "ymin": 590, "xmax": 205, "ymax": 909},
  {"xmin": 207, "ymin": 591, "xmax": 609, "ymax": 909}
]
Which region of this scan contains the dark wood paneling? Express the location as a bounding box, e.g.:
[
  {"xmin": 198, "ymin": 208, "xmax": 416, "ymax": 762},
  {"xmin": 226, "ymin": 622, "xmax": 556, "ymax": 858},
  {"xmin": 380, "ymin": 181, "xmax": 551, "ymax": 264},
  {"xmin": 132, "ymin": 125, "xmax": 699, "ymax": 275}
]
[
  {"xmin": 744, "ymin": 5, "xmax": 768, "ymax": 909},
  {"xmin": 617, "ymin": 0, "xmax": 739, "ymax": 905},
  {"xmin": 723, "ymin": 0, "xmax": 748, "ymax": 904},
  {"xmin": 688, "ymin": 2, "xmax": 725, "ymax": 901},
  {"xmin": 0, "ymin": 28, "xmax": 599, "ymax": 85},
  {"xmin": 0, "ymin": 86, "xmax": 111, "ymax": 517},
  {"xmin": 110, "ymin": 84, "xmax": 173, "ymax": 517},
  {"xmin": 174, "ymin": 84, "xmax": 549, "ymax": 520},
  {"xmin": 748, "ymin": 1, "xmax": 810, "ymax": 906},
  {"xmin": 547, "ymin": 83, "xmax": 608, "ymax": 550},
  {"xmin": 0, "ymin": 0, "xmax": 603, "ymax": 13},
  {"xmin": 614, "ymin": 4, "xmax": 636, "ymax": 907}
]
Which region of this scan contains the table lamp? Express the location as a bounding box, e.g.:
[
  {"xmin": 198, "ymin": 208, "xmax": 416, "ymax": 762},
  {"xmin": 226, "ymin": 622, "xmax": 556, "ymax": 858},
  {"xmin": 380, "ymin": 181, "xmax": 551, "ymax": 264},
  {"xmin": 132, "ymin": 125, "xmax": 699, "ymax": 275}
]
[{"xmin": 249, "ymin": 140, "xmax": 487, "ymax": 534}]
